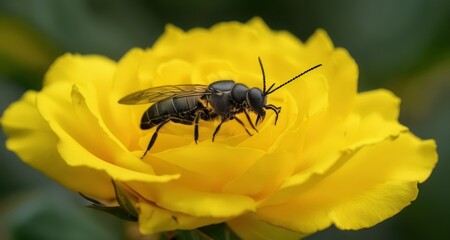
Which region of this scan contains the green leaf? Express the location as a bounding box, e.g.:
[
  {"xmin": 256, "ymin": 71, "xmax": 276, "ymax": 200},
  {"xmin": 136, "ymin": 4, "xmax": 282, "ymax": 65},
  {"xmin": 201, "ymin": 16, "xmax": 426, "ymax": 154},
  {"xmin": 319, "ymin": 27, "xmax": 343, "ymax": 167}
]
[
  {"xmin": 86, "ymin": 205, "xmax": 137, "ymax": 222},
  {"xmin": 79, "ymin": 181, "xmax": 139, "ymax": 222},
  {"xmin": 174, "ymin": 223, "xmax": 241, "ymax": 240},
  {"xmin": 112, "ymin": 181, "xmax": 138, "ymax": 219},
  {"xmin": 174, "ymin": 230, "xmax": 212, "ymax": 240},
  {"xmin": 198, "ymin": 223, "xmax": 241, "ymax": 240}
]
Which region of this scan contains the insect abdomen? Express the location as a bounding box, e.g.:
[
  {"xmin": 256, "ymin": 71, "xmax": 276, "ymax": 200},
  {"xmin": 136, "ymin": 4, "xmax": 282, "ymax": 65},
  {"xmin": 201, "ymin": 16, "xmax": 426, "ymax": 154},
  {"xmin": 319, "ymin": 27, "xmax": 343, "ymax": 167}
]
[{"xmin": 140, "ymin": 96, "xmax": 199, "ymax": 129}]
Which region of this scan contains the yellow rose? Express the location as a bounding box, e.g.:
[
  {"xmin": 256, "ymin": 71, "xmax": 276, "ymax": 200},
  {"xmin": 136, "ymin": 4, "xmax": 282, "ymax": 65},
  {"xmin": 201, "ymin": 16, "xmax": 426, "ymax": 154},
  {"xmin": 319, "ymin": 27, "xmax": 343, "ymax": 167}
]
[{"xmin": 1, "ymin": 18, "xmax": 437, "ymax": 239}]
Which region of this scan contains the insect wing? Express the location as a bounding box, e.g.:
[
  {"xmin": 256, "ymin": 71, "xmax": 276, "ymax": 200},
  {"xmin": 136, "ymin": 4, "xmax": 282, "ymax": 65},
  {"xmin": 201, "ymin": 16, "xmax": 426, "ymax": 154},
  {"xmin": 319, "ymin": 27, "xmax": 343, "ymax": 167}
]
[{"xmin": 118, "ymin": 84, "xmax": 209, "ymax": 105}]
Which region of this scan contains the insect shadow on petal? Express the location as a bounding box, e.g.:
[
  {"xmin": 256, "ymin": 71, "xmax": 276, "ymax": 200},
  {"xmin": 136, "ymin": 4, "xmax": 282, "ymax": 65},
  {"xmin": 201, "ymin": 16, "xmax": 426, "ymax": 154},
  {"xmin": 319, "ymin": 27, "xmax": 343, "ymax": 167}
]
[{"xmin": 119, "ymin": 57, "xmax": 322, "ymax": 158}]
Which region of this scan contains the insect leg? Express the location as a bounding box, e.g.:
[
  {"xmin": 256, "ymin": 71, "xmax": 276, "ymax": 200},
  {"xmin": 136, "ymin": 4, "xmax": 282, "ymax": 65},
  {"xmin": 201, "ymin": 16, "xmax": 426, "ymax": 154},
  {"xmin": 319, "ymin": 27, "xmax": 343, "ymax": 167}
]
[
  {"xmin": 264, "ymin": 104, "xmax": 281, "ymax": 125},
  {"xmin": 233, "ymin": 116, "xmax": 253, "ymax": 136},
  {"xmin": 193, "ymin": 111, "xmax": 202, "ymax": 144},
  {"xmin": 255, "ymin": 115, "xmax": 264, "ymax": 126},
  {"xmin": 212, "ymin": 117, "xmax": 226, "ymax": 142},
  {"xmin": 243, "ymin": 109, "xmax": 258, "ymax": 132},
  {"xmin": 142, "ymin": 119, "xmax": 170, "ymax": 158}
]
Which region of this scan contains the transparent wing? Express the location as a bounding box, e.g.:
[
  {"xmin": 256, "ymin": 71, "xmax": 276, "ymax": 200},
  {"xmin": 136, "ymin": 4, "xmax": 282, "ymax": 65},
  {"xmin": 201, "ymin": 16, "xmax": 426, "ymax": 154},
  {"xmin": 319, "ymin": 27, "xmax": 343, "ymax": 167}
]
[{"xmin": 118, "ymin": 84, "xmax": 209, "ymax": 105}]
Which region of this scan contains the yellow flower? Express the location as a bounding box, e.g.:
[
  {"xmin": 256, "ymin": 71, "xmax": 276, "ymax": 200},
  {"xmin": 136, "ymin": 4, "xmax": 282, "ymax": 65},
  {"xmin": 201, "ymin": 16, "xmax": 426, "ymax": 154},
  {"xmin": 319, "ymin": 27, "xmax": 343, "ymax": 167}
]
[{"xmin": 1, "ymin": 18, "xmax": 437, "ymax": 239}]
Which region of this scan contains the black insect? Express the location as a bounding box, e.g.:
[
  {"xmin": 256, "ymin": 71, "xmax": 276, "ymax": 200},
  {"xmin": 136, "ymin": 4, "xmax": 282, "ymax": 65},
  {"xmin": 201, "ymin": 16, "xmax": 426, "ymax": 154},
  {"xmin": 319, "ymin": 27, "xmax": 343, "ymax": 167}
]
[{"xmin": 119, "ymin": 58, "xmax": 322, "ymax": 157}]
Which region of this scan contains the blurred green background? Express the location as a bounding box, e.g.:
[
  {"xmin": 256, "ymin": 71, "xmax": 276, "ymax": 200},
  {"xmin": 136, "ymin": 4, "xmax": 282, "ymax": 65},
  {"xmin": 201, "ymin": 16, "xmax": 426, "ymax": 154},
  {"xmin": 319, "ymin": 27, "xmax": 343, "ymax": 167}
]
[{"xmin": 1, "ymin": 0, "xmax": 449, "ymax": 239}]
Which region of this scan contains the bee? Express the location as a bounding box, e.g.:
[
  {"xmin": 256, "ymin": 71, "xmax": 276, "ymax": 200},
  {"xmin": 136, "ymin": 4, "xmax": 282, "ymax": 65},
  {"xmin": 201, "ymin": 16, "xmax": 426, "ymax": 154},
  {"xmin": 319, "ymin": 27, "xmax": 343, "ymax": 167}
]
[{"xmin": 119, "ymin": 58, "xmax": 322, "ymax": 157}]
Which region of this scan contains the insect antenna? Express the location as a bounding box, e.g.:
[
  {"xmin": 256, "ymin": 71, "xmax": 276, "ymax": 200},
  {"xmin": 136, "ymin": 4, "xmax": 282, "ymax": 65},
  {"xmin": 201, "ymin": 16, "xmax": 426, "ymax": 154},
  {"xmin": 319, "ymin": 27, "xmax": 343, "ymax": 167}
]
[
  {"xmin": 258, "ymin": 57, "xmax": 267, "ymax": 93},
  {"xmin": 265, "ymin": 63, "xmax": 322, "ymax": 95},
  {"xmin": 266, "ymin": 83, "xmax": 276, "ymax": 93}
]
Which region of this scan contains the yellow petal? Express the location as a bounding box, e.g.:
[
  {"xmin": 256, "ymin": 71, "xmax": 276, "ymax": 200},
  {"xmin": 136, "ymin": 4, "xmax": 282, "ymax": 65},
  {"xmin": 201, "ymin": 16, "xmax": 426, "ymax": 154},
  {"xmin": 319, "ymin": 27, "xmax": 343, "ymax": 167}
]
[
  {"xmin": 227, "ymin": 213, "xmax": 307, "ymax": 240},
  {"xmin": 153, "ymin": 143, "xmax": 264, "ymax": 187},
  {"xmin": 43, "ymin": 53, "xmax": 116, "ymax": 86},
  {"xmin": 325, "ymin": 48, "xmax": 358, "ymax": 117},
  {"xmin": 278, "ymin": 89, "xmax": 408, "ymax": 201},
  {"xmin": 222, "ymin": 151, "xmax": 296, "ymax": 200},
  {"xmin": 69, "ymin": 85, "xmax": 156, "ymax": 173},
  {"xmin": 257, "ymin": 133, "xmax": 437, "ymax": 233},
  {"xmin": 1, "ymin": 91, "xmax": 113, "ymax": 199},
  {"xmin": 247, "ymin": 17, "xmax": 305, "ymax": 54},
  {"xmin": 35, "ymin": 54, "xmax": 179, "ymax": 184},
  {"xmin": 344, "ymin": 89, "xmax": 407, "ymax": 149},
  {"xmin": 191, "ymin": 59, "xmax": 239, "ymax": 85},
  {"xmin": 238, "ymin": 91, "xmax": 299, "ymax": 152},
  {"xmin": 305, "ymin": 29, "xmax": 335, "ymax": 58},
  {"xmin": 305, "ymin": 30, "xmax": 358, "ymax": 117},
  {"xmin": 36, "ymin": 83, "xmax": 177, "ymax": 183},
  {"xmin": 46, "ymin": 52, "xmax": 146, "ymax": 153},
  {"xmin": 354, "ymin": 89, "xmax": 400, "ymax": 120},
  {"xmin": 138, "ymin": 201, "xmax": 226, "ymax": 234},
  {"xmin": 130, "ymin": 182, "xmax": 255, "ymax": 218},
  {"xmin": 152, "ymin": 18, "xmax": 306, "ymax": 82},
  {"xmin": 112, "ymin": 48, "xmax": 147, "ymax": 92},
  {"xmin": 99, "ymin": 49, "xmax": 148, "ymax": 150}
]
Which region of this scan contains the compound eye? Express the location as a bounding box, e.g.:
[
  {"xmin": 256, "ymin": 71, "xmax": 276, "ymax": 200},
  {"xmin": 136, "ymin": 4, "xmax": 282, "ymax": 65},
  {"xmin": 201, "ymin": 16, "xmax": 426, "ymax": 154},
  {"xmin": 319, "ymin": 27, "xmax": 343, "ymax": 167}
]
[{"xmin": 247, "ymin": 88, "xmax": 265, "ymax": 115}]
